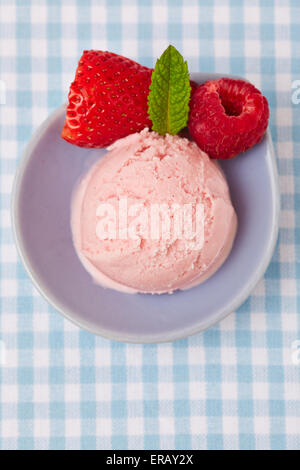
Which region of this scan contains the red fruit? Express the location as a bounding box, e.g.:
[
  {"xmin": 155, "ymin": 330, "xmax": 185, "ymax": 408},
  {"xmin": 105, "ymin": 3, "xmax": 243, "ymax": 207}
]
[
  {"xmin": 62, "ymin": 50, "xmax": 153, "ymax": 148},
  {"xmin": 188, "ymin": 78, "xmax": 269, "ymax": 159},
  {"xmin": 190, "ymin": 80, "xmax": 198, "ymax": 97}
]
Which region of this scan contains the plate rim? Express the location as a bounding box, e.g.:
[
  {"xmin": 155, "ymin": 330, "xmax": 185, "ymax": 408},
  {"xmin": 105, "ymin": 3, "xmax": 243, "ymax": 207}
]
[{"xmin": 11, "ymin": 75, "xmax": 280, "ymax": 343}]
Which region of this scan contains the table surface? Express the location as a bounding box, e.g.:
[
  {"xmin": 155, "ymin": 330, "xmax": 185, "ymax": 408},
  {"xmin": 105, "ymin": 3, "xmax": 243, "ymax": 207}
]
[{"xmin": 0, "ymin": 0, "xmax": 299, "ymax": 450}]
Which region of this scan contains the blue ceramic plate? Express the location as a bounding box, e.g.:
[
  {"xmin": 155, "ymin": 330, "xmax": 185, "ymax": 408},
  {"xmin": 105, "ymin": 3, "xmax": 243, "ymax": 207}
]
[{"xmin": 11, "ymin": 73, "xmax": 279, "ymax": 343}]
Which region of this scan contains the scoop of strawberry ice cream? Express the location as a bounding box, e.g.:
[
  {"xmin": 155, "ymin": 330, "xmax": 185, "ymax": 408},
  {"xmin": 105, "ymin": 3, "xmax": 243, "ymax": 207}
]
[{"xmin": 71, "ymin": 128, "xmax": 237, "ymax": 294}]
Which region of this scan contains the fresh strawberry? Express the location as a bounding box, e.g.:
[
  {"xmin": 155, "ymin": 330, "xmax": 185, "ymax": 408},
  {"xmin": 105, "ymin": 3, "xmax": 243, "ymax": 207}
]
[
  {"xmin": 188, "ymin": 78, "xmax": 269, "ymax": 159},
  {"xmin": 62, "ymin": 50, "xmax": 153, "ymax": 148}
]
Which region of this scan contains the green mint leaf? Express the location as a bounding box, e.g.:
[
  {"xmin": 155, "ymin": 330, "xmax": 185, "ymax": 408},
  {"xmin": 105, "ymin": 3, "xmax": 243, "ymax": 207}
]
[{"xmin": 148, "ymin": 45, "xmax": 191, "ymax": 136}]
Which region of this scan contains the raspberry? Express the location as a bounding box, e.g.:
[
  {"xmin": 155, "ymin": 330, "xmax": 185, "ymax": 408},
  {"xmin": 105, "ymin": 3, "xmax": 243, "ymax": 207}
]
[
  {"xmin": 188, "ymin": 78, "xmax": 269, "ymax": 159},
  {"xmin": 190, "ymin": 79, "xmax": 198, "ymax": 97}
]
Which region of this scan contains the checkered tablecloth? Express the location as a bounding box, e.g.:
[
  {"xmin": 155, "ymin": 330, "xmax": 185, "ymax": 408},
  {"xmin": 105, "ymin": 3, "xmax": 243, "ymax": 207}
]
[{"xmin": 0, "ymin": 0, "xmax": 299, "ymax": 451}]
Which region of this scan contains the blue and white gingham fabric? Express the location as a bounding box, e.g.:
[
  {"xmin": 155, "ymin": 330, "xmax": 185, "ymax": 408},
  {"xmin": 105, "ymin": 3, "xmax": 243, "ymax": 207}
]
[{"xmin": 0, "ymin": 0, "xmax": 300, "ymax": 451}]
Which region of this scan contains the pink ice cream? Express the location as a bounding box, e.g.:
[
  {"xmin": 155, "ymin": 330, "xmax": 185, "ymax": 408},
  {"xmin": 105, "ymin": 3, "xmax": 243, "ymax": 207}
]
[{"xmin": 71, "ymin": 129, "xmax": 237, "ymax": 294}]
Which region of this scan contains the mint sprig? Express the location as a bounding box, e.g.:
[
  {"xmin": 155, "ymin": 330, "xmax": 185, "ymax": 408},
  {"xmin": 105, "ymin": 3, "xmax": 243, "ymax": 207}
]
[{"xmin": 147, "ymin": 45, "xmax": 191, "ymax": 136}]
